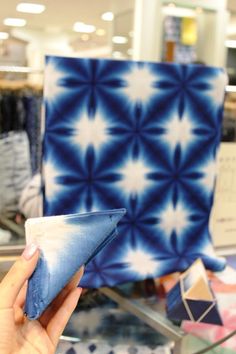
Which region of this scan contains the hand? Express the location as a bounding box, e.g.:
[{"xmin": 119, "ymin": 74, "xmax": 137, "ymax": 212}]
[{"xmin": 0, "ymin": 243, "xmax": 83, "ymax": 354}]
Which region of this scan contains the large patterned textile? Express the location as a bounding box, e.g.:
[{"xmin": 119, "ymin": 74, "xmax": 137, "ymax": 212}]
[{"xmin": 43, "ymin": 56, "xmax": 227, "ymax": 287}]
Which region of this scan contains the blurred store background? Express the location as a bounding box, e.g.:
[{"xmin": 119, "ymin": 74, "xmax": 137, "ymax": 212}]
[
  {"xmin": 1, "ymin": 0, "xmax": 236, "ymax": 250},
  {"xmin": 0, "ymin": 0, "xmax": 235, "ymax": 139}
]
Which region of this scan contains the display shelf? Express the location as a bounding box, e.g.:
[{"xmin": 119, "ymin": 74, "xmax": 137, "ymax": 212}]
[{"xmin": 100, "ymin": 287, "xmax": 184, "ymax": 342}]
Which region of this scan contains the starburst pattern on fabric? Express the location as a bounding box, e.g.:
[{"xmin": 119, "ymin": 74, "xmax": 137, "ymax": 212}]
[{"xmin": 42, "ymin": 56, "xmax": 227, "ymax": 287}]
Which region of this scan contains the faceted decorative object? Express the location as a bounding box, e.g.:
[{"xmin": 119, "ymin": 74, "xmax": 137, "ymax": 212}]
[
  {"xmin": 166, "ymin": 259, "xmax": 223, "ymax": 325},
  {"xmin": 24, "ymin": 208, "xmax": 126, "ymax": 319}
]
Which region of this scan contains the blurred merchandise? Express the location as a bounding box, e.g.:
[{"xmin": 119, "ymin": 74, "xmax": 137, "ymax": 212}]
[
  {"xmin": 182, "ymin": 265, "xmax": 236, "ymax": 351},
  {"xmin": 222, "ymin": 92, "xmax": 236, "ymax": 142},
  {"xmin": 166, "ymin": 259, "xmax": 222, "ymax": 326},
  {"xmin": 163, "ymin": 15, "xmax": 196, "ymax": 63}
]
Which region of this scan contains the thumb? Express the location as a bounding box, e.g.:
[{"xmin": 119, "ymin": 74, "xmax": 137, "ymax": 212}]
[{"xmin": 0, "ymin": 243, "xmax": 39, "ymax": 309}]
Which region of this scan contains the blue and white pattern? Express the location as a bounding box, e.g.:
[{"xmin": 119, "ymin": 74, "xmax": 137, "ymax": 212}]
[
  {"xmin": 24, "ymin": 209, "xmax": 125, "ymax": 318},
  {"xmin": 57, "ymin": 303, "xmax": 172, "ymax": 354},
  {"xmin": 43, "ymin": 56, "xmax": 227, "ymax": 288},
  {"xmin": 57, "ymin": 342, "xmax": 171, "ymax": 354},
  {"xmin": 164, "ymin": 16, "xmax": 181, "ymax": 42}
]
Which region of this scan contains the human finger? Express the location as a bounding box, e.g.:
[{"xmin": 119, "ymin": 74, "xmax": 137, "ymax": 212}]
[
  {"xmin": 15, "ymin": 281, "xmax": 28, "ymax": 308},
  {"xmin": 39, "ymin": 266, "xmax": 84, "ymax": 327},
  {"xmin": 13, "ymin": 305, "xmax": 25, "ymax": 324},
  {"xmin": 14, "ymin": 282, "xmax": 28, "ymax": 324},
  {"xmin": 47, "ymin": 287, "xmax": 82, "ymax": 347},
  {"xmin": 0, "ymin": 243, "xmax": 39, "ymax": 309}
]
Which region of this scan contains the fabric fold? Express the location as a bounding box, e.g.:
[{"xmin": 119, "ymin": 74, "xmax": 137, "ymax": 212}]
[{"xmin": 24, "ymin": 208, "xmax": 126, "ymax": 319}]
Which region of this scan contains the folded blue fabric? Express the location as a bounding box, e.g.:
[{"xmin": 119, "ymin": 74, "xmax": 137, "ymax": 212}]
[{"xmin": 24, "ymin": 208, "xmax": 126, "ymax": 319}]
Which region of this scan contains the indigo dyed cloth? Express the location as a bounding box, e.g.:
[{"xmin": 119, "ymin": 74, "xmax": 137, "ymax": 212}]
[
  {"xmin": 25, "ymin": 209, "xmax": 125, "ymax": 319},
  {"xmin": 42, "ymin": 56, "xmax": 227, "ymax": 287}
]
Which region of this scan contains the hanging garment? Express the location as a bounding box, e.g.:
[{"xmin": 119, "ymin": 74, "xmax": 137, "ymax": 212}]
[
  {"xmin": 24, "ymin": 93, "xmax": 42, "ymax": 174},
  {"xmin": 0, "ymin": 91, "xmax": 26, "ymax": 132},
  {"xmin": 0, "ymin": 131, "xmax": 32, "ymax": 218},
  {"xmin": 0, "ymin": 88, "xmax": 42, "ymax": 174},
  {"xmin": 18, "ymin": 173, "xmax": 43, "ymax": 218},
  {"xmin": 42, "ymin": 56, "xmax": 228, "ymax": 287}
]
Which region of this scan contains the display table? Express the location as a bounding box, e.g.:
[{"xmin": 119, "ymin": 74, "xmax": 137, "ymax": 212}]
[
  {"xmin": 0, "ymin": 250, "xmax": 235, "ymax": 354},
  {"xmin": 57, "ymin": 284, "xmax": 236, "ymax": 354}
]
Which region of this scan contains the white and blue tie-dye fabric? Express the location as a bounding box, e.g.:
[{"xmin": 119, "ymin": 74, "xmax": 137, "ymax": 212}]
[
  {"xmin": 42, "ymin": 56, "xmax": 227, "ymax": 288},
  {"xmin": 24, "ymin": 208, "xmax": 125, "ymax": 319}
]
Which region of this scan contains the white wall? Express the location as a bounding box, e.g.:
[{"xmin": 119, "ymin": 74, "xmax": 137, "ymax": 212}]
[
  {"xmin": 133, "ymin": 0, "xmax": 163, "ymax": 61},
  {"xmin": 196, "ymin": 10, "xmax": 229, "ymax": 67}
]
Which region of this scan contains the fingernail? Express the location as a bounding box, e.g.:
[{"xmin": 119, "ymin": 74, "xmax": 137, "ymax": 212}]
[{"xmin": 22, "ymin": 243, "xmax": 38, "ymax": 260}]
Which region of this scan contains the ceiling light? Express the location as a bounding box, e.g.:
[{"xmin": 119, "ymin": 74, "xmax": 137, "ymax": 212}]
[
  {"xmin": 101, "ymin": 12, "xmax": 114, "ymax": 21},
  {"xmin": 112, "ymin": 36, "xmax": 128, "ymax": 44},
  {"xmin": 73, "ymin": 22, "xmax": 95, "ymax": 33},
  {"xmin": 0, "ymin": 32, "xmax": 9, "ymax": 40},
  {"xmin": 16, "ymin": 2, "xmax": 45, "ymax": 14},
  {"xmin": 225, "ymin": 40, "xmax": 236, "ymax": 48},
  {"xmin": 96, "ymin": 29, "xmax": 106, "ymax": 36},
  {"xmin": 4, "ymin": 18, "xmax": 26, "ymax": 27}
]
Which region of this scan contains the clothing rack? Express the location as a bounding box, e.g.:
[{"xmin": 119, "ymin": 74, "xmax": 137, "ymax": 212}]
[{"xmin": 0, "ymin": 83, "xmax": 43, "ymax": 233}]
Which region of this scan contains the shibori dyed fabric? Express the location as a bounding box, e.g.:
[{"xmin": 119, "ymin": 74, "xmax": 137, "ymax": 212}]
[
  {"xmin": 24, "ymin": 209, "xmax": 125, "ymax": 319},
  {"xmin": 42, "ymin": 55, "xmax": 227, "ymax": 288}
]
